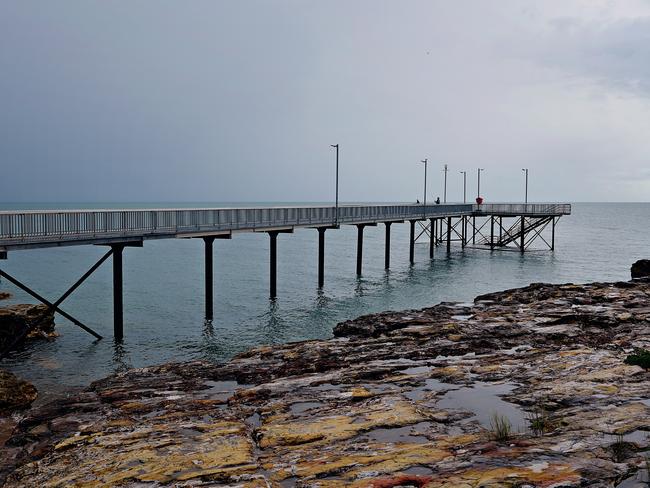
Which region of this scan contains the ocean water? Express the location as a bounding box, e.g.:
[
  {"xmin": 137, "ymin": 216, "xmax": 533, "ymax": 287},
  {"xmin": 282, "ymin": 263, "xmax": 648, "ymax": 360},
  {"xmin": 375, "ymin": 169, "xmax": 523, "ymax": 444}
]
[{"xmin": 0, "ymin": 202, "xmax": 647, "ymax": 398}]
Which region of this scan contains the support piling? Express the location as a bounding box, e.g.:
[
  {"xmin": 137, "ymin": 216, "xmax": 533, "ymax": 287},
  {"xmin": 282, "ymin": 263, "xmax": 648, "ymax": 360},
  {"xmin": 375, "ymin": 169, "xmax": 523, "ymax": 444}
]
[
  {"xmin": 112, "ymin": 244, "xmax": 124, "ymax": 341},
  {"xmin": 318, "ymin": 227, "xmax": 326, "ymax": 288},
  {"xmin": 384, "ymin": 222, "xmax": 391, "ymax": 270},
  {"xmin": 356, "ymin": 225, "xmax": 364, "ymax": 276},
  {"xmin": 446, "ymin": 217, "xmax": 452, "ymax": 253},
  {"xmin": 204, "ymin": 237, "xmax": 214, "ymax": 320},
  {"xmin": 269, "ymin": 231, "xmax": 278, "ymax": 298},
  {"xmin": 409, "ymin": 220, "xmax": 416, "ymax": 264},
  {"xmin": 429, "ymin": 218, "xmax": 435, "ymax": 258}
]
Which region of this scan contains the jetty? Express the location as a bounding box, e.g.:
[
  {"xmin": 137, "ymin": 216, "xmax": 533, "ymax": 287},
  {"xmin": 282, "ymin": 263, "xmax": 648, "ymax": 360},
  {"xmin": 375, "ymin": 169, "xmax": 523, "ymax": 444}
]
[{"xmin": 0, "ymin": 203, "xmax": 570, "ymax": 341}]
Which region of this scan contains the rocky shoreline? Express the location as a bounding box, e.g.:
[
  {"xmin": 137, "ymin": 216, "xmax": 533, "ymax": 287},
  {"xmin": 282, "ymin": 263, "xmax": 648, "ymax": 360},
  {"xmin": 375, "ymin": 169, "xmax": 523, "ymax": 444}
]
[{"xmin": 1, "ymin": 278, "xmax": 649, "ymax": 487}]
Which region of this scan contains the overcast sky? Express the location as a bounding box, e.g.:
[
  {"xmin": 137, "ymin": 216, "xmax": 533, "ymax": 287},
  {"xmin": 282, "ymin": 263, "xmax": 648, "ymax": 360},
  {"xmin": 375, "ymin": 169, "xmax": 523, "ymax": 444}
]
[{"xmin": 1, "ymin": 1, "xmax": 649, "ymax": 203}]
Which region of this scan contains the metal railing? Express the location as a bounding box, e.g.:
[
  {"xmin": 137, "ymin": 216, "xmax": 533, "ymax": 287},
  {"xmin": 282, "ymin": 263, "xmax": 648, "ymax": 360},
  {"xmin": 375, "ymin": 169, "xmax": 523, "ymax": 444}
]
[
  {"xmin": 473, "ymin": 203, "xmax": 571, "ymax": 216},
  {"xmin": 0, "ymin": 203, "xmax": 569, "ymax": 248}
]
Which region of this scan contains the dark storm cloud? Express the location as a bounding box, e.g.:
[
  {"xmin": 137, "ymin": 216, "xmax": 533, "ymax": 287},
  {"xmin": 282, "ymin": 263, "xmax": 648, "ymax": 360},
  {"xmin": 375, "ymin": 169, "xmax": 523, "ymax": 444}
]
[{"xmin": 1, "ymin": 0, "xmax": 649, "ymax": 203}]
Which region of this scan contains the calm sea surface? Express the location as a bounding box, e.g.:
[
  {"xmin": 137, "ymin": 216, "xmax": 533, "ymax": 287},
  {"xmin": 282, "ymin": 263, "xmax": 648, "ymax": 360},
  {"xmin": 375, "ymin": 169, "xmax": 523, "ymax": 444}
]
[{"xmin": 0, "ymin": 202, "xmax": 647, "ymax": 399}]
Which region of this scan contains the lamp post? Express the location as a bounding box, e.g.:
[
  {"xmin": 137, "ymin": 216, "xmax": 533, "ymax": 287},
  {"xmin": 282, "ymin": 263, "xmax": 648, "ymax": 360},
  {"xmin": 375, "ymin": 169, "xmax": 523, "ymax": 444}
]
[
  {"xmin": 460, "ymin": 171, "xmax": 467, "ymax": 203},
  {"xmin": 522, "ymin": 168, "xmax": 528, "ymax": 204},
  {"xmin": 443, "ymin": 164, "xmax": 448, "ymax": 203},
  {"xmin": 331, "ymin": 144, "xmax": 339, "ymax": 224},
  {"xmin": 477, "ymin": 168, "xmax": 484, "ymax": 198},
  {"xmin": 420, "ymin": 158, "xmax": 428, "ymax": 215}
]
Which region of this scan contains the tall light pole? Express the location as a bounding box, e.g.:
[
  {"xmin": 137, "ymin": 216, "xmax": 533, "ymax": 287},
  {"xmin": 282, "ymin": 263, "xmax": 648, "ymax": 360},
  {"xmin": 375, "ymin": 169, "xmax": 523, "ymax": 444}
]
[
  {"xmin": 477, "ymin": 168, "xmax": 484, "ymax": 198},
  {"xmin": 460, "ymin": 171, "xmax": 467, "ymax": 203},
  {"xmin": 420, "ymin": 158, "xmax": 428, "ymax": 215},
  {"xmin": 443, "ymin": 164, "xmax": 448, "ymax": 203},
  {"xmin": 522, "ymin": 168, "xmax": 528, "ymax": 204},
  {"xmin": 331, "ymin": 144, "xmax": 339, "ymax": 224}
]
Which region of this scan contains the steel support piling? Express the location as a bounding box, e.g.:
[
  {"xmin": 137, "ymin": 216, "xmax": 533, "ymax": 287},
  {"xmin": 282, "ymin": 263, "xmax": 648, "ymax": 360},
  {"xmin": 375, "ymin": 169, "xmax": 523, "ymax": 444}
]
[
  {"xmin": 429, "ymin": 218, "xmax": 435, "ymax": 258},
  {"xmin": 472, "ymin": 216, "xmax": 476, "ymax": 244},
  {"xmin": 204, "ymin": 237, "xmax": 214, "ymax": 320},
  {"xmin": 490, "ymin": 216, "xmax": 495, "ymax": 249},
  {"xmin": 520, "ymin": 216, "xmax": 525, "ymax": 253},
  {"xmin": 356, "ymin": 225, "xmax": 364, "ymax": 276},
  {"xmin": 499, "ymin": 217, "xmax": 503, "ymax": 243},
  {"xmin": 318, "ymin": 227, "xmax": 326, "ymax": 288},
  {"xmin": 409, "ymin": 220, "xmax": 416, "ymax": 264},
  {"xmin": 269, "ymin": 231, "xmax": 278, "ymax": 298},
  {"xmin": 460, "ymin": 217, "xmax": 465, "ymax": 249},
  {"xmin": 384, "ymin": 222, "xmax": 391, "ymax": 270},
  {"xmin": 447, "ymin": 217, "xmax": 451, "ymax": 253},
  {"xmin": 551, "ymin": 217, "xmax": 556, "ymax": 250},
  {"xmin": 112, "ymin": 244, "xmax": 124, "ymax": 341}
]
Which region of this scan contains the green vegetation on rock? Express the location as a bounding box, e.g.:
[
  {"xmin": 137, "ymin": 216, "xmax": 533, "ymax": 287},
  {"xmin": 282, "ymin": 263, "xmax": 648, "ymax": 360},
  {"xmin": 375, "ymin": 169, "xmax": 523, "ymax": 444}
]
[{"xmin": 624, "ymin": 349, "xmax": 650, "ymax": 370}]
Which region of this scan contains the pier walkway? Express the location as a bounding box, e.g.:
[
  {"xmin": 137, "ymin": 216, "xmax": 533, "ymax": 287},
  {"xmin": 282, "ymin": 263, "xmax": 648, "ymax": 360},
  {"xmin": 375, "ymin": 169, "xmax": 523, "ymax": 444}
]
[{"xmin": 0, "ymin": 203, "xmax": 570, "ymax": 344}]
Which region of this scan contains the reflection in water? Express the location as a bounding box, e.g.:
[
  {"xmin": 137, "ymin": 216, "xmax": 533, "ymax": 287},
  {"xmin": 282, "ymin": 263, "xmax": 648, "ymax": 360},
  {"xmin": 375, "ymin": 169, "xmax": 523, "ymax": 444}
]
[
  {"xmin": 203, "ymin": 319, "xmax": 214, "ymax": 338},
  {"xmin": 112, "ymin": 341, "xmax": 132, "ymax": 374}
]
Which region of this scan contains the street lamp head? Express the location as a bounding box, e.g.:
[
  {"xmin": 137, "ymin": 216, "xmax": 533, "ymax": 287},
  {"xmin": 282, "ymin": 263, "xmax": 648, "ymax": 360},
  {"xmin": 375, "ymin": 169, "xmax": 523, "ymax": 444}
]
[
  {"xmin": 421, "ymin": 159, "xmax": 427, "ymax": 164},
  {"xmin": 330, "ymin": 144, "xmax": 338, "ymax": 148}
]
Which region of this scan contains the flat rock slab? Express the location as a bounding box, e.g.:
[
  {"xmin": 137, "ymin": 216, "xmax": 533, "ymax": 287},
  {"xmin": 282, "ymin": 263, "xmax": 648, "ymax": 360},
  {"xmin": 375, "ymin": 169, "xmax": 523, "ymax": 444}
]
[{"xmin": 1, "ymin": 280, "xmax": 650, "ymax": 487}]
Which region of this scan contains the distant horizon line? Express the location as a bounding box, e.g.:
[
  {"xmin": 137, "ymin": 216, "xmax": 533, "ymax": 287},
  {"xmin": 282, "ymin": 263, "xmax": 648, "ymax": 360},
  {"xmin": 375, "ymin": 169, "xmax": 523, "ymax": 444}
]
[{"xmin": 0, "ymin": 200, "xmax": 646, "ymax": 205}]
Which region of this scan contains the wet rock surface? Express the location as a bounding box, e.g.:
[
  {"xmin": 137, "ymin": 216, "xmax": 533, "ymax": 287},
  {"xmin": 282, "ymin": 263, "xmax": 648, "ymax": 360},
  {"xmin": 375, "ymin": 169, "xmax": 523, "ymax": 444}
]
[
  {"xmin": 0, "ymin": 304, "xmax": 56, "ymax": 354},
  {"xmin": 1, "ymin": 279, "xmax": 650, "ymax": 487},
  {"xmin": 631, "ymin": 260, "xmax": 650, "ymax": 279},
  {"xmin": 0, "ymin": 292, "xmax": 11, "ymax": 301},
  {"xmin": 0, "ymin": 370, "xmax": 37, "ymax": 413}
]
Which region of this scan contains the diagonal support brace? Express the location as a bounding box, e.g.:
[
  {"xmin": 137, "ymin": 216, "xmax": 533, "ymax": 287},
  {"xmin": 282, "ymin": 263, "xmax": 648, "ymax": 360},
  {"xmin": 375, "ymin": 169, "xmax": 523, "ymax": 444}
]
[{"xmin": 0, "ymin": 266, "xmax": 104, "ymax": 342}]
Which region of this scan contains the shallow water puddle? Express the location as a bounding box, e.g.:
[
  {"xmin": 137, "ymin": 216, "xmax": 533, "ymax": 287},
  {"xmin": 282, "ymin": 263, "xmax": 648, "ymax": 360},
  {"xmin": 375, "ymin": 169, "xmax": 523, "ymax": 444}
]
[
  {"xmin": 404, "ymin": 378, "xmax": 456, "ymax": 401},
  {"xmin": 617, "ymin": 471, "xmax": 649, "ymax": 487},
  {"xmin": 289, "ymin": 401, "xmax": 324, "ymax": 415},
  {"xmin": 402, "ymin": 365, "xmax": 433, "ymax": 375},
  {"xmin": 437, "ymin": 382, "xmax": 527, "ymax": 431},
  {"xmin": 203, "ymin": 380, "xmax": 251, "ymax": 401},
  {"xmin": 623, "ymin": 430, "xmax": 650, "ymax": 447}
]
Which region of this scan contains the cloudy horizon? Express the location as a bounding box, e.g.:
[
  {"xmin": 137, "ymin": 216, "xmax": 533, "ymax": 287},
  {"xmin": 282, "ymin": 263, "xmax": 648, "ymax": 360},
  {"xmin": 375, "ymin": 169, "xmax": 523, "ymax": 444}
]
[{"xmin": 1, "ymin": 1, "xmax": 650, "ymax": 204}]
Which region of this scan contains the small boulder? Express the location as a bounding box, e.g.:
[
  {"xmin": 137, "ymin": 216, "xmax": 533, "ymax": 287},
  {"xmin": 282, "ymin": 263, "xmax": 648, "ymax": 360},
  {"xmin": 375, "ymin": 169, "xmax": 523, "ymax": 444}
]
[
  {"xmin": 0, "ymin": 304, "xmax": 56, "ymax": 353},
  {"xmin": 631, "ymin": 259, "xmax": 650, "ymax": 279},
  {"xmin": 0, "ymin": 369, "xmax": 37, "ymax": 412},
  {"xmin": 0, "ymin": 292, "xmax": 11, "ymax": 301}
]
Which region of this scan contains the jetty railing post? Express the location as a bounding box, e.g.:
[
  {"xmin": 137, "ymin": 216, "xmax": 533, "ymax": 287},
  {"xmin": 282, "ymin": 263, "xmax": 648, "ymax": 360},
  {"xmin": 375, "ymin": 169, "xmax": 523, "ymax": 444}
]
[
  {"xmin": 520, "ymin": 216, "xmax": 525, "ymax": 253},
  {"xmin": 446, "ymin": 217, "xmax": 452, "ymax": 253},
  {"xmin": 384, "ymin": 222, "xmax": 391, "ymax": 270},
  {"xmin": 204, "ymin": 236, "xmax": 215, "ymax": 320},
  {"xmin": 269, "ymin": 231, "xmax": 278, "ymax": 298},
  {"xmin": 112, "ymin": 244, "xmax": 124, "ymax": 341},
  {"xmin": 356, "ymin": 224, "xmax": 364, "ymax": 276},
  {"xmin": 318, "ymin": 227, "xmax": 326, "ymax": 288},
  {"xmin": 409, "ymin": 220, "xmax": 416, "ymax": 264},
  {"xmin": 429, "ymin": 218, "xmax": 435, "ymax": 258}
]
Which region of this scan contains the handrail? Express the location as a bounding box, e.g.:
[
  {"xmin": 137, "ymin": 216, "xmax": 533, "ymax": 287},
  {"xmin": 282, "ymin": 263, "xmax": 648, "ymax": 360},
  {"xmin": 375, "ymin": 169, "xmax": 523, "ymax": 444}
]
[{"xmin": 0, "ymin": 203, "xmax": 570, "ymax": 245}]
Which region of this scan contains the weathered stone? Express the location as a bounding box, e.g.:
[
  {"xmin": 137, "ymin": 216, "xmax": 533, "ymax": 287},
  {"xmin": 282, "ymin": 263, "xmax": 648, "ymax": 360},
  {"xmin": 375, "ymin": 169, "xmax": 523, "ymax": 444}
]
[
  {"xmin": 0, "ymin": 304, "xmax": 56, "ymax": 353},
  {"xmin": 0, "ymin": 369, "xmax": 37, "ymax": 412},
  {"xmin": 2, "ymin": 278, "xmax": 650, "ymax": 486},
  {"xmin": 0, "ymin": 292, "xmax": 11, "ymax": 301},
  {"xmin": 631, "ymin": 259, "xmax": 650, "ymax": 279}
]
